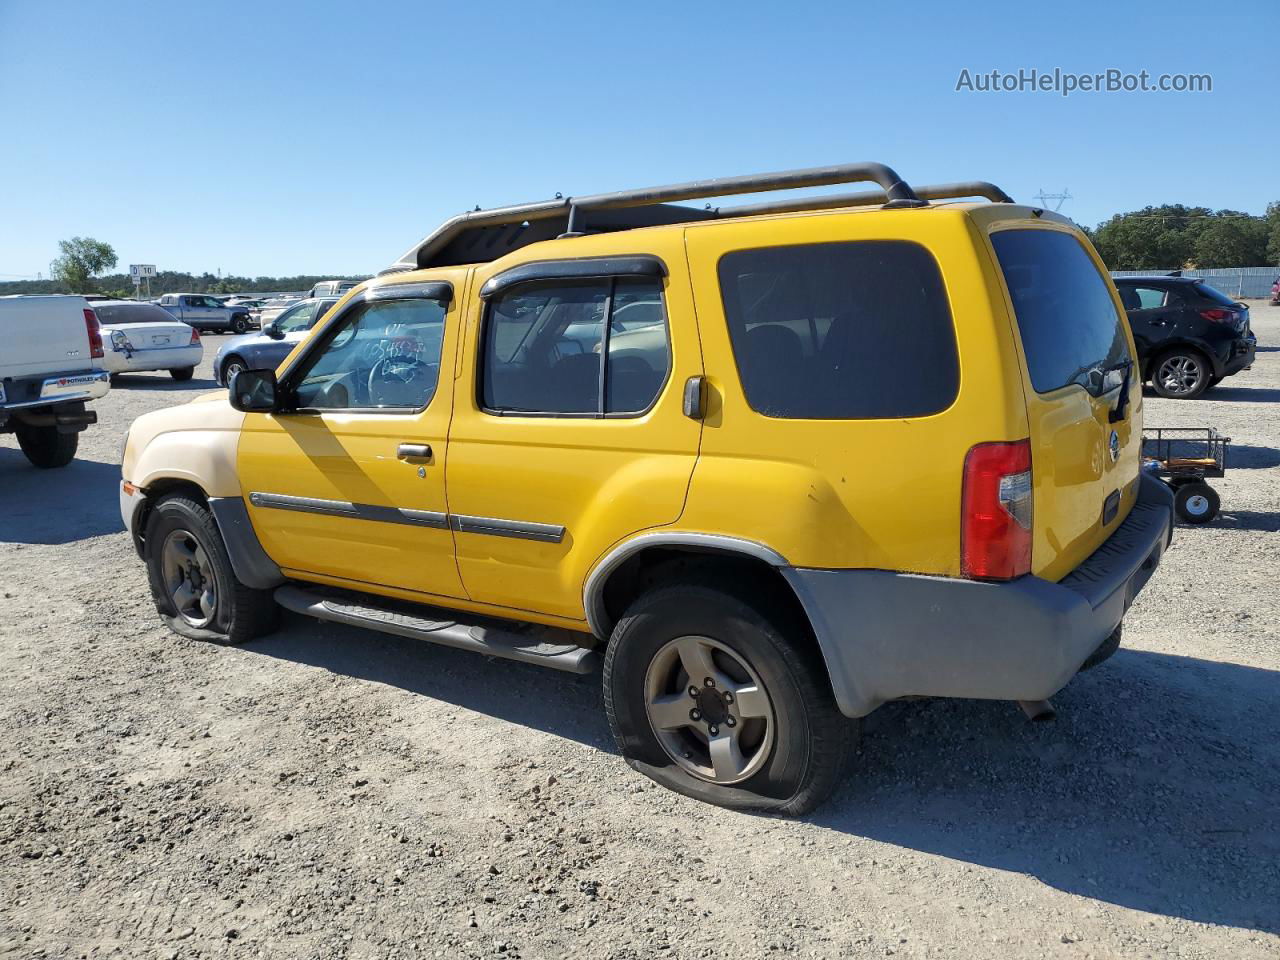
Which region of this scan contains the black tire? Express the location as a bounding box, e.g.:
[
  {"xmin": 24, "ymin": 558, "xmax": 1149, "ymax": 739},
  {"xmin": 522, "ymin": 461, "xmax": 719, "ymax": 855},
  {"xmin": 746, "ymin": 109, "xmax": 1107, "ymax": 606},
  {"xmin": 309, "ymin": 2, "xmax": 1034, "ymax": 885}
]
[
  {"xmin": 170, "ymin": 366, "xmax": 195, "ymax": 381},
  {"xmin": 1079, "ymin": 623, "xmax": 1122, "ymax": 672},
  {"xmin": 1174, "ymin": 481, "xmax": 1219, "ymax": 524},
  {"xmin": 14, "ymin": 421, "xmax": 78, "ymax": 469},
  {"xmin": 603, "ymin": 580, "xmax": 853, "ymax": 815},
  {"xmin": 144, "ymin": 493, "xmax": 279, "ymax": 643},
  {"xmin": 1207, "ymin": 375, "xmax": 1224, "ymax": 389},
  {"xmin": 1150, "ymin": 348, "xmax": 1210, "ymax": 399},
  {"xmin": 231, "ymin": 315, "xmax": 249, "ymax": 334}
]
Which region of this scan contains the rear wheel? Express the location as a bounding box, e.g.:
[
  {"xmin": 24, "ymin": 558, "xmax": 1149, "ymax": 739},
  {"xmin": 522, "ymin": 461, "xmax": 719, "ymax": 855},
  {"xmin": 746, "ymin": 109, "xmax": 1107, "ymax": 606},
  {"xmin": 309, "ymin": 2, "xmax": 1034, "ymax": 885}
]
[
  {"xmin": 14, "ymin": 421, "xmax": 77, "ymax": 468},
  {"xmin": 1151, "ymin": 349, "xmax": 1210, "ymax": 399},
  {"xmin": 170, "ymin": 366, "xmax": 195, "ymax": 381},
  {"xmin": 144, "ymin": 494, "xmax": 278, "ymax": 643},
  {"xmin": 1174, "ymin": 481, "xmax": 1219, "ymax": 523},
  {"xmin": 603, "ymin": 580, "xmax": 852, "ymax": 815},
  {"xmin": 231, "ymin": 315, "xmax": 249, "ymax": 334}
]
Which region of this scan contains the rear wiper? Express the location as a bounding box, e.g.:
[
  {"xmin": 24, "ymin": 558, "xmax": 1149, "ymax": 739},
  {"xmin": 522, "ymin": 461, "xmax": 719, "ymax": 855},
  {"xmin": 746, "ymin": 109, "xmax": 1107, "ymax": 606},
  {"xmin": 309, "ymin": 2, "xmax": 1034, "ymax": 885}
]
[{"xmin": 1105, "ymin": 359, "xmax": 1134, "ymax": 423}]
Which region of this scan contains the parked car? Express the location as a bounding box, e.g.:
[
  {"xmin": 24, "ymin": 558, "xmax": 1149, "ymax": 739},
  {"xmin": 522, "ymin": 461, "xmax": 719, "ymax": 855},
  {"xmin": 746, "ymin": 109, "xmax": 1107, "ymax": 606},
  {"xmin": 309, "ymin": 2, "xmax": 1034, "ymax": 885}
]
[
  {"xmin": 257, "ymin": 297, "xmax": 303, "ymax": 327},
  {"xmin": 307, "ymin": 279, "xmax": 360, "ymax": 298},
  {"xmin": 212, "ymin": 297, "xmax": 340, "ymax": 385},
  {"xmin": 1113, "ymin": 276, "xmax": 1256, "ymax": 399},
  {"xmin": 120, "ymin": 161, "xmax": 1173, "ymax": 815},
  {"xmin": 94, "ymin": 300, "xmax": 204, "ymax": 381},
  {"xmin": 157, "ymin": 293, "xmax": 255, "ymax": 334},
  {"xmin": 1, "ymin": 295, "xmax": 109, "ymax": 467}
]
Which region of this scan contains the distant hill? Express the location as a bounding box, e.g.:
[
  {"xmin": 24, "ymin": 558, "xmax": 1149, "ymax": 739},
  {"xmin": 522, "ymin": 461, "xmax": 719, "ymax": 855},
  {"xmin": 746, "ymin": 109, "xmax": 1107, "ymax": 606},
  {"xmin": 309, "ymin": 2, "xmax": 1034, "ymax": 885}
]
[{"xmin": 0, "ymin": 271, "xmax": 370, "ymax": 298}]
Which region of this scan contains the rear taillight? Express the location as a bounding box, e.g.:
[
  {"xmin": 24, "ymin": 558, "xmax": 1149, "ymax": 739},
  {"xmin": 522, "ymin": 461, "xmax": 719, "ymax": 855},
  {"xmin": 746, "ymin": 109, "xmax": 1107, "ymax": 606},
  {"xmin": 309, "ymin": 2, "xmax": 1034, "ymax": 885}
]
[
  {"xmin": 83, "ymin": 308, "xmax": 104, "ymax": 359},
  {"xmin": 189, "ymin": 327, "xmax": 201, "ymax": 345},
  {"xmin": 961, "ymin": 439, "xmax": 1032, "ymax": 581},
  {"xmin": 1200, "ymin": 309, "xmax": 1233, "ymax": 323}
]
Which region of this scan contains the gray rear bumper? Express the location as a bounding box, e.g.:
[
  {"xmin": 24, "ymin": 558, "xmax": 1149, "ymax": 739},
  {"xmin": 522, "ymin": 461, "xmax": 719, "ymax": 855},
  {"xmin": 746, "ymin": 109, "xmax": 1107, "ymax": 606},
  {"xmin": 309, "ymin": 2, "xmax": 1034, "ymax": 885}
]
[{"xmin": 784, "ymin": 474, "xmax": 1174, "ymax": 718}]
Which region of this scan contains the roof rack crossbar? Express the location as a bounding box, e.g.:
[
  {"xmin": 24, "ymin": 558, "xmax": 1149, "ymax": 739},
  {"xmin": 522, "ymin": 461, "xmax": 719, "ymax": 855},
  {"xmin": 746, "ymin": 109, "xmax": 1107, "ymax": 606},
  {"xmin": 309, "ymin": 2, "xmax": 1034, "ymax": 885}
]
[
  {"xmin": 390, "ymin": 164, "xmax": 1012, "ymax": 271},
  {"xmin": 713, "ymin": 180, "xmax": 1014, "ymax": 219}
]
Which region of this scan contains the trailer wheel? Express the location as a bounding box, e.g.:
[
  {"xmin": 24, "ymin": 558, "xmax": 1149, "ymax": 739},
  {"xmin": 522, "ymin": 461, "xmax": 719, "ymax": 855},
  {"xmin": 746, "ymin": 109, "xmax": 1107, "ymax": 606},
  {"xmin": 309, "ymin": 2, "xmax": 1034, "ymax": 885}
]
[{"xmin": 1174, "ymin": 482, "xmax": 1219, "ymax": 523}]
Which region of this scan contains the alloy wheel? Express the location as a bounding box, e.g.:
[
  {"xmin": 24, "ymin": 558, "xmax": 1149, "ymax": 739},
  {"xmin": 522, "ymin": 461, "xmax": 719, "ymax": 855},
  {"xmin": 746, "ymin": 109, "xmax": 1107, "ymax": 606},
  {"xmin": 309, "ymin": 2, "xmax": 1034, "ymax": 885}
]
[
  {"xmin": 161, "ymin": 530, "xmax": 217, "ymax": 628},
  {"xmin": 643, "ymin": 635, "xmax": 775, "ymax": 784},
  {"xmin": 1157, "ymin": 355, "xmax": 1202, "ymax": 396}
]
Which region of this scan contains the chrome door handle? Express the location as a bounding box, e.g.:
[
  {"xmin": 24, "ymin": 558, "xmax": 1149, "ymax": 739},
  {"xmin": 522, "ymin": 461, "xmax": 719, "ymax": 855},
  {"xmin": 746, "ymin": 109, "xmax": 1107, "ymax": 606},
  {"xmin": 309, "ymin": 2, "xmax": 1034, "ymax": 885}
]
[{"xmin": 397, "ymin": 443, "xmax": 433, "ymax": 461}]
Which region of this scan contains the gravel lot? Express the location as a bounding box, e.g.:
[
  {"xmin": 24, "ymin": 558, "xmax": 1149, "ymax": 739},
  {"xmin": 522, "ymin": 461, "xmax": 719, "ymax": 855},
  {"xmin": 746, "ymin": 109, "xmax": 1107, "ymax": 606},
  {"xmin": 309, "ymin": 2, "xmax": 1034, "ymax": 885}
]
[{"xmin": 3, "ymin": 311, "xmax": 1278, "ymax": 960}]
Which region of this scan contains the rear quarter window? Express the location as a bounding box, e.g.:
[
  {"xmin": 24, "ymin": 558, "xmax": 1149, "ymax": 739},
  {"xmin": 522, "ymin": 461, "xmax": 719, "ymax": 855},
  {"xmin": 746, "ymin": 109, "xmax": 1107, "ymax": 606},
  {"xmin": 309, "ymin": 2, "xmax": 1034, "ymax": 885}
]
[
  {"xmin": 717, "ymin": 241, "xmax": 959, "ymax": 419},
  {"xmin": 990, "ymin": 229, "xmax": 1131, "ymax": 396}
]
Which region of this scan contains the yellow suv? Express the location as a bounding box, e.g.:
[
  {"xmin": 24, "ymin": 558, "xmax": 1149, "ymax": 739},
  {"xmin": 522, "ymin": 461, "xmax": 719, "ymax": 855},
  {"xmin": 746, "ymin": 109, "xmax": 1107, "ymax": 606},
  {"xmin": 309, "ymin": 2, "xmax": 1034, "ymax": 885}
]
[{"xmin": 120, "ymin": 162, "xmax": 1173, "ymax": 814}]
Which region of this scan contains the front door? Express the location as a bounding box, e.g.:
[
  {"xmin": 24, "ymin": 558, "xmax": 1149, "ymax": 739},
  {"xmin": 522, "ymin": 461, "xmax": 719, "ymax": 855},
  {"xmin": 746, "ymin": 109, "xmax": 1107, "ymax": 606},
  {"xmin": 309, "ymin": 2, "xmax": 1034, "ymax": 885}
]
[
  {"xmin": 445, "ymin": 234, "xmax": 702, "ymax": 622},
  {"xmin": 236, "ymin": 273, "xmax": 467, "ymax": 600}
]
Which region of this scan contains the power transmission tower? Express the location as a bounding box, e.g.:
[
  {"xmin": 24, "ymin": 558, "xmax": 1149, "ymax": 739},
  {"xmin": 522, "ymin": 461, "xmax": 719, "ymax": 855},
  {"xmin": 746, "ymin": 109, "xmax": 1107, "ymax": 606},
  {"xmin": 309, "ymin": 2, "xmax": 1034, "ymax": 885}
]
[{"xmin": 1033, "ymin": 188, "xmax": 1073, "ymax": 212}]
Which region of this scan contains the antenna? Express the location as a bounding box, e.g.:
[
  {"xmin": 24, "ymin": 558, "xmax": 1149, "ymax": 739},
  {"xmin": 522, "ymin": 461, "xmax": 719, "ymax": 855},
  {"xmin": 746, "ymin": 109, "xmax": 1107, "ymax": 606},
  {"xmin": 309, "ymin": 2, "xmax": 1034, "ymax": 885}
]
[{"xmin": 1033, "ymin": 188, "xmax": 1072, "ymax": 212}]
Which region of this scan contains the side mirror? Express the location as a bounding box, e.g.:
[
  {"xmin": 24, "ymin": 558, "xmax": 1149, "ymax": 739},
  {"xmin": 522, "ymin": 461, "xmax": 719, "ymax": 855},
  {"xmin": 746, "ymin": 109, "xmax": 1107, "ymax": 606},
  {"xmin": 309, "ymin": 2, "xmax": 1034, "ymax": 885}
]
[
  {"xmin": 229, "ymin": 369, "xmax": 280, "ymax": 413},
  {"xmin": 263, "ymin": 321, "xmax": 283, "ymax": 340}
]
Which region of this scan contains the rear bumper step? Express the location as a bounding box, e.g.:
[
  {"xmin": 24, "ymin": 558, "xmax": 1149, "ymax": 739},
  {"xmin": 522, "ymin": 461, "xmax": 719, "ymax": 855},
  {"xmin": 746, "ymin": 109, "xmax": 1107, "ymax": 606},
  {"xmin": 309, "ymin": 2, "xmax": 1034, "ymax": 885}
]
[{"xmin": 274, "ymin": 584, "xmax": 600, "ymax": 674}]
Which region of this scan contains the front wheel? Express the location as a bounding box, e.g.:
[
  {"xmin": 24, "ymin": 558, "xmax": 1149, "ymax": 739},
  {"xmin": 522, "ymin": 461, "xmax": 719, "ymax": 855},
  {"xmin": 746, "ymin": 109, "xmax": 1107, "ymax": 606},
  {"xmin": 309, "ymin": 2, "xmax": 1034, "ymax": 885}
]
[
  {"xmin": 1174, "ymin": 481, "xmax": 1219, "ymax": 523},
  {"xmin": 221, "ymin": 356, "xmax": 246, "ymax": 386},
  {"xmin": 14, "ymin": 421, "xmax": 78, "ymax": 468},
  {"xmin": 170, "ymin": 366, "xmax": 195, "ymax": 381},
  {"xmin": 144, "ymin": 494, "xmax": 279, "ymax": 643},
  {"xmin": 1151, "ymin": 349, "xmax": 1210, "ymax": 399},
  {"xmin": 603, "ymin": 580, "xmax": 852, "ymax": 815}
]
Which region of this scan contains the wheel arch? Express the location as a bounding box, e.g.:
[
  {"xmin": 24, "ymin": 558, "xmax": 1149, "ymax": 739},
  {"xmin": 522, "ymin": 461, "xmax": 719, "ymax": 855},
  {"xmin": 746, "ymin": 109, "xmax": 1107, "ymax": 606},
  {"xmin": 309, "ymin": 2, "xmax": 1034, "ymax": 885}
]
[
  {"xmin": 584, "ymin": 533, "xmax": 791, "ymax": 639},
  {"xmin": 587, "ymin": 533, "xmax": 845, "ymax": 717},
  {"xmin": 1151, "ymin": 338, "xmax": 1223, "ymax": 377}
]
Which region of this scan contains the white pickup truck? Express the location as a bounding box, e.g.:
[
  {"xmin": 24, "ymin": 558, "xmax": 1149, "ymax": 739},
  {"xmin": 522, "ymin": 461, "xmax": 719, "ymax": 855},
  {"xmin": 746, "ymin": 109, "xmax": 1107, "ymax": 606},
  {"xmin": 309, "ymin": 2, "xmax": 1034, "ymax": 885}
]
[
  {"xmin": 0, "ymin": 296, "xmax": 110, "ymax": 468},
  {"xmin": 156, "ymin": 293, "xmax": 254, "ymax": 333}
]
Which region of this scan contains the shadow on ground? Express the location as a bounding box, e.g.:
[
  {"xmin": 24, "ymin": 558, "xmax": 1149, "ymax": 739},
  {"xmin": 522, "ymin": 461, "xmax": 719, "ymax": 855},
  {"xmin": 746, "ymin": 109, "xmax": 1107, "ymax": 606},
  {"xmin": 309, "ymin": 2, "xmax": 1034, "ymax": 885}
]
[
  {"xmin": 252, "ymin": 613, "xmax": 610, "ymax": 750},
  {"xmin": 247, "ymin": 615, "xmax": 1280, "ymax": 935},
  {"xmin": 109, "ymin": 373, "xmax": 220, "ymax": 391},
  {"xmin": 1213, "ymin": 509, "xmax": 1280, "ymax": 533},
  {"xmin": 1204, "ymin": 385, "xmax": 1280, "ymax": 404},
  {"xmin": 1226, "ymin": 443, "xmax": 1280, "ymax": 469},
  {"xmin": 0, "ymin": 448, "xmax": 124, "ymax": 544}
]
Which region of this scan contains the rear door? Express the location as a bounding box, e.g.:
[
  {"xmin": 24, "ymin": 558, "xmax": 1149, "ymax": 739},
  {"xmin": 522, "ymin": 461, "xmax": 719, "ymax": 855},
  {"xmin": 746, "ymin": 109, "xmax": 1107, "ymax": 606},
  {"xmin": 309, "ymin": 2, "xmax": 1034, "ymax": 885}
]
[
  {"xmin": 1123, "ymin": 283, "xmax": 1176, "ymax": 361},
  {"xmin": 445, "ymin": 234, "xmax": 702, "ymax": 622},
  {"xmin": 987, "ymin": 224, "xmax": 1141, "ymax": 582}
]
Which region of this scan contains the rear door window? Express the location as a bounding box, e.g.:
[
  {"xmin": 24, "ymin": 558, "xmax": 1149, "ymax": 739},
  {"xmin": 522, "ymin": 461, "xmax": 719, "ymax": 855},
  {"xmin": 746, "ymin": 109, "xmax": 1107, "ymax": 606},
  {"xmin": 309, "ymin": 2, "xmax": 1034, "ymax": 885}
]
[
  {"xmin": 481, "ymin": 276, "xmax": 669, "ymax": 416},
  {"xmin": 717, "ymin": 241, "xmax": 959, "ymax": 419},
  {"xmin": 990, "ymin": 229, "xmax": 1131, "ymax": 396}
]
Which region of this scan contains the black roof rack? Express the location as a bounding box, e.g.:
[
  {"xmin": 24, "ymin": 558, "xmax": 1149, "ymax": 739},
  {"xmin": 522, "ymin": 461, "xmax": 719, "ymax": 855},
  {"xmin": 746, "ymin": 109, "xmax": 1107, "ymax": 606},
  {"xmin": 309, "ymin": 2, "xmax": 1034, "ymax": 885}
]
[{"xmin": 388, "ymin": 162, "xmax": 1013, "ymax": 272}]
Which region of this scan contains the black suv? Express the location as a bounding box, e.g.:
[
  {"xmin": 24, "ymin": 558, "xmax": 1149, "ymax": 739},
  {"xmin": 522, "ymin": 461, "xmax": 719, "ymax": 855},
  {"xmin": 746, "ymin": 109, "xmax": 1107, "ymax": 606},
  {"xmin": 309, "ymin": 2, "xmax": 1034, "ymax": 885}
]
[{"xmin": 1113, "ymin": 276, "xmax": 1255, "ymax": 399}]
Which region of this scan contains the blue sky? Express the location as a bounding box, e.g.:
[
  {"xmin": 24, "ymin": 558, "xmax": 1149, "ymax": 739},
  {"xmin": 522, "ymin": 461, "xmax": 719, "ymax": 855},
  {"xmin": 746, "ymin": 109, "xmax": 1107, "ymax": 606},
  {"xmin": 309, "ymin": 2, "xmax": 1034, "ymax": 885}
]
[{"xmin": 1, "ymin": 0, "xmax": 1276, "ymax": 279}]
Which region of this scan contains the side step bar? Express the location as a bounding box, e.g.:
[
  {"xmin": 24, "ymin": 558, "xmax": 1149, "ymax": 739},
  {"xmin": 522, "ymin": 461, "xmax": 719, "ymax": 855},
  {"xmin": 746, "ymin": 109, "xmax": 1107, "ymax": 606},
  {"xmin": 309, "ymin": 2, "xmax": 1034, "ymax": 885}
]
[{"xmin": 275, "ymin": 584, "xmax": 600, "ymax": 674}]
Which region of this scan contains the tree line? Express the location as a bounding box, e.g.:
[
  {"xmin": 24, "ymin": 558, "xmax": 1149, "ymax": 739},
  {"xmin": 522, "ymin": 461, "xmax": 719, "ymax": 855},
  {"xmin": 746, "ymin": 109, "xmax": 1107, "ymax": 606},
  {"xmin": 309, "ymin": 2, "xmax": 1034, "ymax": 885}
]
[
  {"xmin": 5, "ymin": 207, "xmax": 1279, "ymax": 300},
  {"xmin": 1084, "ymin": 201, "xmax": 1280, "ymax": 271},
  {"xmin": 0, "ymin": 238, "xmax": 367, "ymax": 298}
]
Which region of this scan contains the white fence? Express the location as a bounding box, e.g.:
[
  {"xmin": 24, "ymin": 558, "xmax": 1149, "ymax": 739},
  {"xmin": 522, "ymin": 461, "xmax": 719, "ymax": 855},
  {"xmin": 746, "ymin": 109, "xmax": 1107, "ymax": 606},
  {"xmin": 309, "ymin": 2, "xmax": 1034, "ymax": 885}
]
[{"xmin": 1110, "ymin": 267, "xmax": 1279, "ymax": 299}]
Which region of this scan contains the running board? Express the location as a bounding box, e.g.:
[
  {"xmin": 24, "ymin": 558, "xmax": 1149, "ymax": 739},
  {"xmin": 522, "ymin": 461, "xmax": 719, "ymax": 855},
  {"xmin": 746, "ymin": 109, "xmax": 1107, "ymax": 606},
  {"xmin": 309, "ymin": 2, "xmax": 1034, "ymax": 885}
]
[{"xmin": 274, "ymin": 584, "xmax": 600, "ymax": 674}]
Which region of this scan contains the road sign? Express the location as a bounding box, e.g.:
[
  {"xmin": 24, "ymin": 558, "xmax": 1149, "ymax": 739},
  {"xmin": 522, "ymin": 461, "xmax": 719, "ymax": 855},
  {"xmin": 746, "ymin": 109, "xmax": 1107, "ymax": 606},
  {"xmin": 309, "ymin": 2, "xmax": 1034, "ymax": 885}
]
[{"xmin": 129, "ymin": 264, "xmax": 156, "ymax": 279}]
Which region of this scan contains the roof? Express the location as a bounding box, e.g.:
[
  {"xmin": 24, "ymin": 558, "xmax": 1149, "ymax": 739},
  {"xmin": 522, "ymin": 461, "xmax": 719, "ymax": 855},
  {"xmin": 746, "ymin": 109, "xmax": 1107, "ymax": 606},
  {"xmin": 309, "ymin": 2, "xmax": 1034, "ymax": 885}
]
[
  {"xmin": 386, "ymin": 161, "xmax": 1014, "ymax": 274},
  {"xmin": 1113, "ymin": 275, "xmax": 1204, "ymax": 284}
]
